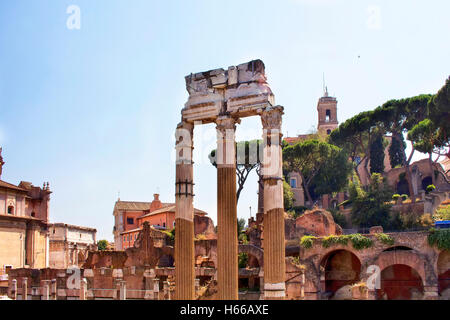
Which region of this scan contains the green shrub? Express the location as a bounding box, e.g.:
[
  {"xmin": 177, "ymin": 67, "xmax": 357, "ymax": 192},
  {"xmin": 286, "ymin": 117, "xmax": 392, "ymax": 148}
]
[
  {"xmin": 426, "ymin": 184, "xmax": 436, "ymax": 193},
  {"xmin": 428, "ymin": 228, "xmax": 450, "ymax": 250},
  {"xmin": 300, "ymin": 235, "xmax": 316, "ymax": 249},
  {"xmin": 374, "ymin": 233, "xmax": 394, "ymax": 246},
  {"xmin": 392, "ymin": 194, "xmax": 401, "ymax": 200},
  {"xmin": 401, "ymin": 194, "xmax": 409, "ymax": 200},
  {"xmin": 348, "ymin": 233, "xmax": 373, "ymax": 250},
  {"xmin": 238, "ymin": 253, "xmax": 249, "ymax": 268},
  {"xmin": 434, "ymin": 204, "xmax": 450, "ymax": 221},
  {"xmin": 322, "ymin": 235, "xmax": 349, "ymax": 248}
]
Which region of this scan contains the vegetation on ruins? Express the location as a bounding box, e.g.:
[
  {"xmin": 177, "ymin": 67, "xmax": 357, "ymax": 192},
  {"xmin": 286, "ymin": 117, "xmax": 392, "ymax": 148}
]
[
  {"xmin": 349, "ymin": 173, "xmax": 393, "ymax": 229},
  {"xmin": 97, "ymin": 239, "xmax": 108, "ymax": 251},
  {"xmin": 426, "ymin": 184, "xmax": 436, "ymax": 193},
  {"xmin": 283, "ymin": 139, "xmax": 352, "ymax": 206},
  {"xmin": 322, "ymin": 235, "xmax": 350, "ymax": 248},
  {"xmin": 283, "ymin": 180, "xmax": 295, "ymax": 211},
  {"xmin": 299, "ymin": 233, "xmax": 397, "ymax": 250},
  {"xmin": 374, "ymin": 233, "xmax": 395, "ymax": 246},
  {"xmin": 238, "ymin": 252, "xmax": 248, "ymax": 268},
  {"xmin": 299, "ymin": 235, "xmax": 316, "ymax": 249},
  {"xmin": 162, "ymin": 228, "xmax": 175, "ymax": 241},
  {"xmin": 434, "ymin": 201, "xmax": 450, "ymax": 221},
  {"xmin": 289, "ymin": 256, "xmax": 306, "ymax": 271},
  {"xmin": 427, "ymin": 228, "xmax": 450, "ymax": 250}
]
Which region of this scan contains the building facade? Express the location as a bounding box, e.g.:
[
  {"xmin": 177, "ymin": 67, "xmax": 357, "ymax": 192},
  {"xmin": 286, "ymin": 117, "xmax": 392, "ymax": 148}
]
[
  {"xmin": 48, "ymin": 223, "xmax": 97, "ymax": 268},
  {"xmin": 113, "ymin": 193, "xmax": 209, "ymax": 250},
  {"xmin": 0, "ymin": 149, "xmax": 51, "ymax": 273}
]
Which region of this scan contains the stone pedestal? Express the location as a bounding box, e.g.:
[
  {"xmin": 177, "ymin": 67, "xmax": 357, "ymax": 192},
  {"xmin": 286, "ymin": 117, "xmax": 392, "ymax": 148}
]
[
  {"xmin": 175, "ymin": 122, "xmax": 195, "ymax": 300},
  {"xmin": 216, "ymin": 117, "xmax": 238, "ymax": 300}
]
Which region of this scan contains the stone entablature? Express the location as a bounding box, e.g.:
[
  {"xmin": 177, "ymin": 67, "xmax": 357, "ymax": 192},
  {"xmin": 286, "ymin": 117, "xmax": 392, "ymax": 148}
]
[{"xmin": 182, "ymin": 60, "xmax": 275, "ymax": 123}]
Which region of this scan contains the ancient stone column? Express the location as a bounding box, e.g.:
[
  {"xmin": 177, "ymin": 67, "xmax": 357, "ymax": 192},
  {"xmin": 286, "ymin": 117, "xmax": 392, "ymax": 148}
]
[
  {"xmin": 216, "ymin": 116, "xmax": 239, "ymax": 300},
  {"xmin": 79, "ymin": 278, "xmax": 87, "ymax": 300},
  {"xmin": 22, "ymin": 278, "xmax": 28, "ymax": 300},
  {"xmin": 51, "ymin": 279, "xmax": 57, "ymax": 300},
  {"xmin": 42, "ymin": 280, "xmax": 50, "ymax": 300},
  {"xmin": 174, "ymin": 121, "xmax": 195, "ymax": 300},
  {"xmin": 11, "ymin": 279, "xmax": 17, "ymax": 300},
  {"xmin": 260, "ymin": 106, "xmax": 285, "ymax": 299},
  {"xmin": 153, "ymin": 278, "xmax": 160, "ymax": 300},
  {"xmin": 120, "ymin": 280, "xmax": 127, "ymax": 300}
]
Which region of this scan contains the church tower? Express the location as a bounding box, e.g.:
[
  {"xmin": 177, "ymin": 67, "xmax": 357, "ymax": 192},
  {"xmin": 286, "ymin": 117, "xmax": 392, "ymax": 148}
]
[{"xmin": 317, "ymin": 86, "xmax": 338, "ymax": 135}]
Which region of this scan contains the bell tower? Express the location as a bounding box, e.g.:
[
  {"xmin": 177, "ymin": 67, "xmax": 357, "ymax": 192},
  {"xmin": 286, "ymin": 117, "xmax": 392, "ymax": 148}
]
[{"xmin": 317, "ymin": 86, "xmax": 338, "ymax": 135}]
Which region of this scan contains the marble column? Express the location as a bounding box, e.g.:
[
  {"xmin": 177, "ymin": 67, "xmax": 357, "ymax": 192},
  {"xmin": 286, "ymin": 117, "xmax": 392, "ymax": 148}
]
[
  {"xmin": 174, "ymin": 121, "xmax": 195, "ymax": 300},
  {"xmin": 260, "ymin": 106, "xmax": 285, "ymax": 299},
  {"xmin": 216, "ymin": 116, "xmax": 239, "ymax": 300}
]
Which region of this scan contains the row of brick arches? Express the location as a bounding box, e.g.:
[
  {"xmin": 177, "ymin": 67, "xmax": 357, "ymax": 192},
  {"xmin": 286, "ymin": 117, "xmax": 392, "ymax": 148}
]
[{"xmin": 320, "ymin": 247, "xmax": 449, "ymax": 300}]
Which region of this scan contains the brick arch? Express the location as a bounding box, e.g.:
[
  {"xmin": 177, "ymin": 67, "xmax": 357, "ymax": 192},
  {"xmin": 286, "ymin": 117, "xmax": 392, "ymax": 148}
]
[
  {"xmin": 437, "ymin": 250, "xmax": 450, "ymax": 293},
  {"xmin": 317, "ymin": 246, "xmax": 362, "ymax": 267},
  {"xmin": 375, "ymin": 250, "xmax": 426, "ymax": 284},
  {"xmin": 319, "ymin": 249, "xmax": 362, "ymax": 297},
  {"xmin": 238, "ymin": 244, "xmax": 263, "ymax": 267}
]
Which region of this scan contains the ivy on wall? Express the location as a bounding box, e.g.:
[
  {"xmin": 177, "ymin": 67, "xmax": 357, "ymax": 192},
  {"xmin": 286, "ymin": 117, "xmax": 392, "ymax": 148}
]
[{"xmin": 427, "ymin": 228, "xmax": 450, "ymax": 250}]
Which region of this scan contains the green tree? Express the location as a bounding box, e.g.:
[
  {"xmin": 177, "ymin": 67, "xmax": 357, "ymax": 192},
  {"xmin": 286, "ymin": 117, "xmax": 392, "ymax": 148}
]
[
  {"xmin": 97, "ymin": 240, "xmax": 108, "ymax": 251},
  {"xmin": 350, "ymin": 173, "xmax": 393, "ymax": 229},
  {"xmin": 283, "ymin": 139, "xmax": 351, "ymax": 206},
  {"xmin": 389, "ymin": 132, "xmax": 406, "ymax": 168},
  {"xmin": 283, "ymin": 180, "xmax": 295, "ymax": 211},
  {"xmin": 209, "ymin": 140, "xmax": 262, "ymax": 203},
  {"xmin": 237, "ymin": 218, "xmax": 246, "ymax": 236},
  {"xmin": 427, "ymin": 76, "xmax": 450, "ymax": 150},
  {"xmin": 369, "ymin": 133, "xmax": 385, "ymax": 174},
  {"xmin": 329, "ymin": 110, "xmax": 379, "ymax": 182}
]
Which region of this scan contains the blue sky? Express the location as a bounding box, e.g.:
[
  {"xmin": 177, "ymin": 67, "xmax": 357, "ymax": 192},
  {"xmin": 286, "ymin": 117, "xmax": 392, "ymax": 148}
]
[{"xmin": 0, "ymin": 0, "xmax": 449, "ymax": 241}]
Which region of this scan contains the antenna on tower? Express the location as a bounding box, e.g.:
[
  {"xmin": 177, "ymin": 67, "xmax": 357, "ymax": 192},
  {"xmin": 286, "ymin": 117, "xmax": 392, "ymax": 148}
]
[{"xmin": 323, "ymin": 72, "xmax": 325, "ymax": 94}]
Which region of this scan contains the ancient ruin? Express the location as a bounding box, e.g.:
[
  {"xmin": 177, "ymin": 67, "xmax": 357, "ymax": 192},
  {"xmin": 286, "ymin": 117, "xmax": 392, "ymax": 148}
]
[{"xmin": 175, "ymin": 60, "xmax": 285, "ymax": 300}]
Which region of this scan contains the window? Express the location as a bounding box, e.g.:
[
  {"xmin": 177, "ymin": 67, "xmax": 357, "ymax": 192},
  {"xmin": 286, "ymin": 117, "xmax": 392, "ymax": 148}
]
[
  {"xmin": 327, "ymin": 129, "xmax": 331, "ymax": 135},
  {"xmin": 325, "ymin": 109, "xmax": 331, "ymax": 122},
  {"xmin": 163, "ymin": 222, "xmax": 166, "ymax": 228},
  {"xmin": 127, "ymin": 218, "xmax": 134, "ymax": 225},
  {"xmin": 123, "ymin": 236, "xmax": 126, "ymax": 242},
  {"xmin": 7, "ymin": 206, "xmax": 14, "ymax": 215},
  {"xmin": 31, "ymin": 212, "xmax": 36, "ymax": 217},
  {"xmin": 290, "ymin": 178, "xmax": 297, "ymax": 188}
]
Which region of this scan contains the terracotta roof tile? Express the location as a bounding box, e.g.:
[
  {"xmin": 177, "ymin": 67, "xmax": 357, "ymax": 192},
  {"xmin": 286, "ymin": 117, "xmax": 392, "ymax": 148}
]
[{"xmin": 0, "ymin": 180, "xmax": 28, "ymax": 192}]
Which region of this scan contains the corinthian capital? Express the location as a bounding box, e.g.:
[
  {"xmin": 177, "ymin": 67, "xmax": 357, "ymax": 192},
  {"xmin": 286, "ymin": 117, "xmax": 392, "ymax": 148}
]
[
  {"xmin": 260, "ymin": 106, "xmax": 284, "ymax": 130},
  {"xmin": 216, "ymin": 116, "xmax": 239, "ymax": 134}
]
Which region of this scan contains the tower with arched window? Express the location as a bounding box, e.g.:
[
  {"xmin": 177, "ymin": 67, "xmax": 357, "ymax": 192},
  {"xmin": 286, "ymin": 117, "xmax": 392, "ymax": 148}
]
[{"xmin": 317, "ymin": 87, "xmax": 338, "ymax": 135}]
